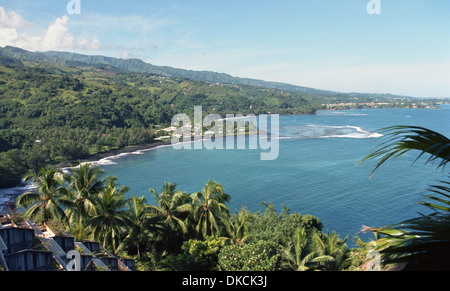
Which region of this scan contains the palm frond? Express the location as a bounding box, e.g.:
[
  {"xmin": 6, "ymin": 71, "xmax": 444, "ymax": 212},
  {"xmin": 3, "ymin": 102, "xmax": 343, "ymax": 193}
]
[
  {"xmin": 366, "ymin": 178, "xmax": 450, "ymax": 270},
  {"xmin": 357, "ymin": 126, "xmax": 450, "ymax": 270},
  {"xmin": 359, "ymin": 126, "xmax": 450, "ymax": 177},
  {"xmin": 16, "ymin": 192, "xmax": 41, "ymax": 209}
]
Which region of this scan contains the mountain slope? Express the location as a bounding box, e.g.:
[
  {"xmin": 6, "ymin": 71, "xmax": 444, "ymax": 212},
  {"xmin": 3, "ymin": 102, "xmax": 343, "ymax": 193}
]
[
  {"xmin": 0, "ymin": 46, "xmax": 406, "ymax": 98},
  {"xmin": 0, "ymin": 51, "xmax": 323, "ymax": 187}
]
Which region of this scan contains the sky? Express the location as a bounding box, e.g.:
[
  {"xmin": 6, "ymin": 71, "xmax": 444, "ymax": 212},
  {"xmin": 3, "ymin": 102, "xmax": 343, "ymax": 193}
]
[{"xmin": 0, "ymin": 0, "xmax": 449, "ymax": 97}]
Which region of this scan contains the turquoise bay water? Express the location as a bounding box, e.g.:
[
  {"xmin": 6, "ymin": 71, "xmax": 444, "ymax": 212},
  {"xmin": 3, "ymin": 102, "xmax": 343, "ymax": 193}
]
[{"xmin": 100, "ymin": 106, "xmax": 450, "ymax": 242}]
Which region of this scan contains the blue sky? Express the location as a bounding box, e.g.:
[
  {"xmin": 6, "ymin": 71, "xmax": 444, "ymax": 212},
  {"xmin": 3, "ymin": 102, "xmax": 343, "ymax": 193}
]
[{"xmin": 0, "ymin": 0, "xmax": 449, "ymax": 97}]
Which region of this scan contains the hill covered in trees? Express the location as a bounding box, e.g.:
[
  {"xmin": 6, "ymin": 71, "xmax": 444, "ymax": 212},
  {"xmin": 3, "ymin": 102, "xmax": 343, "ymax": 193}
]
[
  {"xmin": 0, "ymin": 47, "xmax": 444, "ymax": 188},
  {"xmin": 1, "ymin": 46, "xmax": 440, "ymax": 99},
  {"xmin": 0, "ymin": 46, "xmax": 364, "ymax": 96},
  {"xmin": 0, "ymin": 51, "xmax": 315, "ymax": 188}
]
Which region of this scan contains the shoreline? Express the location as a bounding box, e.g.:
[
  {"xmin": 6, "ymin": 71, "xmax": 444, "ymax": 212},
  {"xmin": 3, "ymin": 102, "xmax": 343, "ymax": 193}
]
[
  {"xmin": 55, "ymin": 140, "xmax": 172, "ymax": 169},
  {"xmin": 56, "ymin": 130, "xmax": 267, "ymax": 169},
  {"xmin": 1, "ymin": 128, "xmax": 268, "ymax": 193},
  {"xmin": 0, "ymin": 131, "xmax": 262, "ymax": 207},
  {"xmin": 0, "ymin": 140, "xmax": 172, "ymax": 214},
  {"xmin": 3, "ymin": 105, "xmax": 444, "ymax": 189},
  {"xmin": 2, "ymin": 104, "xmax": 443, "ymax": 186},
  {"xmin": 1, "ymin": 106, "xmax": 447, "ymax": 213},
  {"xmin": 2, "ymin": 106, "xmax": 444, "ymax": 186}
]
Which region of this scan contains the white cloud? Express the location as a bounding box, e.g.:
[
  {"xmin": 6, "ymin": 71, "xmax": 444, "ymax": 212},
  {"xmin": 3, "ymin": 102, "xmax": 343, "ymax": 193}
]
[
  {"xmin": 40, "ymin": 15, "xmax": 75, "ymax": 51},
  {"xmin": 0, "ymin": 6, "xmax": 101, "ymax": 52},
  {"xmin": 121, "ymin": 50, "xmax": 143, "ymax": 59},
  {"xmin": 0, "ymin": 27, "xmax": 19, "ymax": 47},
  {"xmin": 0, "ymin": 7, "xmax": 33, "ymax": 29}
]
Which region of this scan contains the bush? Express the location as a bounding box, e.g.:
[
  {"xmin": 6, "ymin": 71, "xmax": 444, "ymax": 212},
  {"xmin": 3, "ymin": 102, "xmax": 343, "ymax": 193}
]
[
  {"xmin": 157, "ymin": 253, "xmax": 210, "ymax": 271},
  {"xmin": 218, "ymin": 241, "xmax": 280, "ymax": 271},
  {"xmin": 183, "ymin": 236, "xmax": 223, "ymax": 259}
]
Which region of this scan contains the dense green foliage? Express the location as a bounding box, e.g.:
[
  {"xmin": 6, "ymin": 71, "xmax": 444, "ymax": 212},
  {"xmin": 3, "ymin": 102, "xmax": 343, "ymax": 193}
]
[
  {"xmin": 218, "ymin": 241, "xmax": 281, "ymax": 271},
  {"xmin": 11, "ymin": 164, "xmax": 354, "ymax": 271},
  {"xmin": 7, "ymin": 127, "xmax": 450, "ymax": 271}
]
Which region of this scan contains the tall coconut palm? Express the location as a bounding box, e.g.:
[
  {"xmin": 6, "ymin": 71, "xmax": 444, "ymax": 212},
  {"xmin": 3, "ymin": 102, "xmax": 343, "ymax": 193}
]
[
  {"xmin": 149, "ymin": 182, "xmax": 192, "ymax": 235},
  {"xmin": 16, "ymin": 166, "xmax": 69, "ymax": 224},
  {"xmin": 359, "ymin": 125, "xmax": 450, "ymax": 270},
  {"xmin": 191, "ymin": 180, "xmax": 230, "ymax": 239},
  {"xmin": 147, "ymin": 182, "xmax": 193, "ymax": 254},
  {"xmin": 65, "ymin": 163, "xmax": 107, "ymax": 240},
  {"xmin": 87, "ymin": 177, "xmax": 130, "ymax": 253},
  {"xmin": 117, "ymin": 195, "xmax": 156, "ymax": 259}
]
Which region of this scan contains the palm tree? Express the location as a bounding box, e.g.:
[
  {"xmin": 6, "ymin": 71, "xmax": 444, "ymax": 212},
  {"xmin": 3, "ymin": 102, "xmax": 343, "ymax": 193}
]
[
  {"xmin": 149, "ymin": 181, "xmax": 192, "ymax": 235},
  {"xmin": 281, "ymin": 227, "xmax": 333, "ymax": 271},
  {"xmin": 359, "ymin": 125, "xmax": 450, "ymax": 270},
  {"xmin": 225, "ymin": 210, "xmax": 253, "ymax": 245},
  {"xmin": 316, "ymin": 231, "xmax": 348, "ymax": 270},
  {"xmin": 147, "ymin": 182, "xmax": 192, "ymax": 253},
  {"xmin": 191, "ymin": 180, "xmax": 230, "ymax": 239},
  {"xmin": 117, "ymin": 195, "xmax": 156, "ymax": 259},
  {"xmin": 346, "ymin": 232, "xmax": 384, "ymax": 271},
  {"xmin": 87, "ymin": 177, "xmax": 130, "ymax": 253},
  {"xmin": 16, "ymin": 166, "xmax": 69, "ymax": 224},
  {"xmin": 65, "ymin": 163, "xmax": 107, "ymax": 240}
]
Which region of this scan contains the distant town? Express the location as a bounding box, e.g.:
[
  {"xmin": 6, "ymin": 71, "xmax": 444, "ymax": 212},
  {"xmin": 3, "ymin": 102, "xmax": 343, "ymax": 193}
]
[{"xmin": 321, "ymin": 99, "xmax": 448, "ymax": 110}]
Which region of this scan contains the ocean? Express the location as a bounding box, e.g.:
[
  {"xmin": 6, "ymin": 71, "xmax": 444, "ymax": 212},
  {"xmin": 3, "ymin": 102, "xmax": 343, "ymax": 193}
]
[{"xmin": 2, "ymin": 106, "xmax": 449, "ymax": 242}]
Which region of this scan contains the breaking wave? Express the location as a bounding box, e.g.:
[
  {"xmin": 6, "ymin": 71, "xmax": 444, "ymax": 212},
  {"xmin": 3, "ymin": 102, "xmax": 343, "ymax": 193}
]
[{"xmin": 279, "ymin": 125, "xmax": 383, "ymax": 139}]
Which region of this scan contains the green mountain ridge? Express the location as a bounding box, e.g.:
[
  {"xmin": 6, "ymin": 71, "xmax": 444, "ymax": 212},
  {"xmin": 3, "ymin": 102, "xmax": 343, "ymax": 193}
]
[{"xmin": 0, "ymin": 46, "xmax": 415, "ymax": 99}]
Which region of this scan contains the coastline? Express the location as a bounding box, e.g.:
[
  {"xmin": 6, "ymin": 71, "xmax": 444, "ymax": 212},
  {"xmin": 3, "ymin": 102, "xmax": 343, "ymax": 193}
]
[
  {"xmin": 0, "ymin": 140, "xmax": 172, "ymax": 214},
  {"xmin": 2, "ymin": 105, "xmax": 443, "ymax": 188},
  {"xmin": 56, "ymin": 130, "xmax": 266, "ymax": 169},
  {"xmin": 5, "ymin": 105, "xmax": 439, "ymax": 211},
  {"xmin": 55, "ymin": 140, "xmax": 172, "ymax": 169},
  {"xmin": 2, "ymin": 127, "xmax": 266, "ymax": 191},
  {"xmin": 2, "ymin": 106, "xmax": 448, "ymax": 214},
  {"xmin": 0, "ymin": 130, "xmax": 261, "ymax": 212}
]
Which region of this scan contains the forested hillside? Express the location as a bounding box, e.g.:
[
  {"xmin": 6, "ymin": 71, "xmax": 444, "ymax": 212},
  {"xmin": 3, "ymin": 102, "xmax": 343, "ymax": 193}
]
[
  {"xmin": 0, "ymin": 46, "xmax": 434, "ymax": 99},
  {"xmin": 0, "ymin": 46, "xmax": 341, "ymax": 95},
  {"xmin": 0, "ymin": 55, "xmax": 318, "ymax": 188}
]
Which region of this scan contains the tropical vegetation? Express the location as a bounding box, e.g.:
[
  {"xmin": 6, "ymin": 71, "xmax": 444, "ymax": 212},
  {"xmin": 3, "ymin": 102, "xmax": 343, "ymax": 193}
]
[
  {"xmin": 11, "ymin": 163, "xmax": 355, "ymax": 271},
  {"xmin": 1, "ymin": 47, "xmax": 449, "ymax": 271},
  {"xmin": 8, "ymin": 125, "xmax": 450, "ymax": 271}
]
